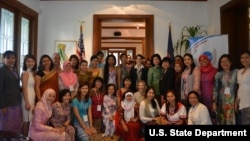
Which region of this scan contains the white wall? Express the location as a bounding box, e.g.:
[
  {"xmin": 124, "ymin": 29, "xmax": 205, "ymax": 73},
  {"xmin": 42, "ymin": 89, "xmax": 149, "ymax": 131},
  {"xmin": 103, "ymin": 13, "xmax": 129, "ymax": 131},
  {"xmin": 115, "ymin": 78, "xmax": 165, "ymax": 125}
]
[{"xmin": 17, "ymin": 0, "xmax": 231, "ymax": 61}]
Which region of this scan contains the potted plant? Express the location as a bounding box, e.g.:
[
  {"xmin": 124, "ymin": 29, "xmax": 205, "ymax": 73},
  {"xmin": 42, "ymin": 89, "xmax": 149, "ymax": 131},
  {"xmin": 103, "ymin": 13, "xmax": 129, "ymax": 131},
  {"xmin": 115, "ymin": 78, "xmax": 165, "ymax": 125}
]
[{"xmin": 175, "ymin": 25, "xmax": 207, "ymax": 55}]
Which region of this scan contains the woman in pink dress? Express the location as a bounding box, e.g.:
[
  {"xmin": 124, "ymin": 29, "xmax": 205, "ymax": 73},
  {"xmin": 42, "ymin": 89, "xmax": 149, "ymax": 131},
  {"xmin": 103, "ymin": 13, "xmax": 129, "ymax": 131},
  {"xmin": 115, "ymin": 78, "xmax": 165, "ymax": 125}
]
[
  {"xmin": 58, "ymin": 60, "xmax": 79, "ymax": 99},
  {"xmin": 29, "ymin": 89, "xmax": 65, "ymax": 141},
  {"xmin": 199, "ymin": 54, "xmax": 217, "ymax": 124}
]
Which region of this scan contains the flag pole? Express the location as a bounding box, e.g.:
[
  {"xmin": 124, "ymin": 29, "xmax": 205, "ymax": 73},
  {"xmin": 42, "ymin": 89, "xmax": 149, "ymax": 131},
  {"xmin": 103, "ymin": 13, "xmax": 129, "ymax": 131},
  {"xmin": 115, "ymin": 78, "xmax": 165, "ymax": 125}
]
[
  {"xmin": 78, "ymin": 20, "xmax": 85, "ymax": 31},
  {"xmin": 167, "ymin": 20, "xmax": 174, "ymax": 66}
]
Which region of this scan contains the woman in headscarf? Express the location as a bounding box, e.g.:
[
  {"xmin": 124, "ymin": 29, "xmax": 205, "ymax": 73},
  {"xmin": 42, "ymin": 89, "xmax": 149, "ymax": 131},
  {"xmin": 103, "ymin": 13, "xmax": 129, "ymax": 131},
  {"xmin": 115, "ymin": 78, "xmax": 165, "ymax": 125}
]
[
  {"xmin": 29, "ymin": 88, "xmax": 65, "ymax": 141},
  {"xmin": 116, "ymin": 91, "xmax": 143, "ymax": 141},
  {"xmin": 58, "ymin": 60, "xmax": 79, "ymax": 99},
  {"xmin": 199, "ymin": 54, "xmax": 217, "ymax": 124}
]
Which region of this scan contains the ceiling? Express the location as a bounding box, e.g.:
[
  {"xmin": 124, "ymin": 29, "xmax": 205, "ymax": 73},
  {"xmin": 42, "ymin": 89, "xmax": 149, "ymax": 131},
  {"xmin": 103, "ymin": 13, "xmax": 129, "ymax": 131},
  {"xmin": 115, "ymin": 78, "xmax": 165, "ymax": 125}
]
[{"xmin": 40, "ymin": 0, "xmax": 207, "ymax": 1}]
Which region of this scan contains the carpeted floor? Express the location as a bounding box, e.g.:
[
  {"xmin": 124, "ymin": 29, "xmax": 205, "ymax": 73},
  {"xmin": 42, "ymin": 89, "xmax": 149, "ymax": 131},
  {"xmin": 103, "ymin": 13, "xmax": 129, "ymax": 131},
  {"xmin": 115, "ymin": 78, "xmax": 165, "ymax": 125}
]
[{"xmin": 89, "ymin": 133, "xmax": 120, "ymax": 141}]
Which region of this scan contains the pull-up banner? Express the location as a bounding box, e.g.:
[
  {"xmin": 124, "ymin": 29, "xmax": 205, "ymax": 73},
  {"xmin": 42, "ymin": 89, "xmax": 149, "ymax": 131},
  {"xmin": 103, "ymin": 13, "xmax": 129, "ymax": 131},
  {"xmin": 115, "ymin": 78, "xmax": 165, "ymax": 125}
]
[{"xmin": 189, "ymin": 35, "xmax": 229, "ymax": 67}]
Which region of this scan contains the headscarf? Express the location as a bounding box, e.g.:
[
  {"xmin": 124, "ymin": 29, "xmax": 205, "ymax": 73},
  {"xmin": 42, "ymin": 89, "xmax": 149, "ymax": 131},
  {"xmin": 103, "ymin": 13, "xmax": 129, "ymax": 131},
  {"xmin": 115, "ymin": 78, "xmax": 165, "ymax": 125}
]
[
  {"xmin": 121, "ymin": 92, "xmax": 136, "ymax": 122},
  {"xmin": 59, "ymin": 60, "xmax": 77, "ymax": 88},
  {"xmin": 41, "ymin": 88, "xmax": 56, "ymax": 117},
  {"xmin": 199, "ymin": 54, "xmax": 214, "ymax": 73}
]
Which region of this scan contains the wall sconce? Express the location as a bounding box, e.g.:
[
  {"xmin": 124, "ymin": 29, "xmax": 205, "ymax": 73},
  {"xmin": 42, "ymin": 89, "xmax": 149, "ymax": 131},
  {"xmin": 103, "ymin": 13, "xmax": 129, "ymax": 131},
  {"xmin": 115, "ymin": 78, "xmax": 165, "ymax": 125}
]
[{"xmin": 114, "ymin": 31, "xmax": 122, "ymax": 36}]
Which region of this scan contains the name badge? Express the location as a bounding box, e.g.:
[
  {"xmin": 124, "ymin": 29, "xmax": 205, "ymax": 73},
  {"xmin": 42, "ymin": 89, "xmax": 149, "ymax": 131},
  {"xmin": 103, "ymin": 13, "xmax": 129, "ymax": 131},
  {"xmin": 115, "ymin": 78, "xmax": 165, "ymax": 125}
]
[
  {"xmin": 69, "ymin": 85, "xmax": 74, "ymax": 92},
  {"xmin": 97, "ymin": 105, "xmax": 101, "ymax": 111},
  {"xmin": 224, "ymin": 87, "xmax": 231, "ymax": 95},
  {"xmin": 83, "ymin": 115, "xmax": 88, "ymax": 122}
]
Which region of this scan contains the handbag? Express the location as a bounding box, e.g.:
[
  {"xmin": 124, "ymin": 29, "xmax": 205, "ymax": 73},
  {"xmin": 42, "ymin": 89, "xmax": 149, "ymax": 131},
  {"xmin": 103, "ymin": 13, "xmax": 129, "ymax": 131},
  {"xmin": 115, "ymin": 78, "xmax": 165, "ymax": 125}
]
[{"xmin": 22, "ymin": 112, "xmax": 30, "ymax": 137}]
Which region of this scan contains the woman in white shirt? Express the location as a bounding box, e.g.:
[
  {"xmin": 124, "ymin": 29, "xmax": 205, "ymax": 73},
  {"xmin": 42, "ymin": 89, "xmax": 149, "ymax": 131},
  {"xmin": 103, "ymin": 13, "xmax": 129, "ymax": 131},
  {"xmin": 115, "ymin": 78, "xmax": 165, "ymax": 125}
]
[
  {"xmin": 235, "ymin": 51, "xmax": 250, "ymax": 125},
  {"xmin": 160, "ymin": 90, "xmax": 187, "ymax": 125},
  {"xmin": 139, "ymin": 86, "xmax": 161, "ymax": 125},
  {"xmin": 187, "ymin": 91, "xmax": 212, "ymax": 125}
]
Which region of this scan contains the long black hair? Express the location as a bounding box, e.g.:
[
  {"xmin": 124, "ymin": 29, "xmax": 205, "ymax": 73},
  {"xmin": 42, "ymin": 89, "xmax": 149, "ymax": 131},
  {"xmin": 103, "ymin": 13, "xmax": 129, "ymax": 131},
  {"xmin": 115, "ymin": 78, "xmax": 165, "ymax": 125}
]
[
  {"xmin": 38, "ymin": 54, "xmax": 54, "ymax": 71},
  {"xmin": 103, "ymin": 54, "xmax": 117, "ymax": 88},
  {"xmin": 145, "ymin": 86, "xmax": 157, "ymax": 109},
  {"xmin": 165, "ymin": 90, "xmax": 178, "ymax": 115},
  {"xmin": 183, "ymin": 53, "xmax": 196, "ymax": 75}
]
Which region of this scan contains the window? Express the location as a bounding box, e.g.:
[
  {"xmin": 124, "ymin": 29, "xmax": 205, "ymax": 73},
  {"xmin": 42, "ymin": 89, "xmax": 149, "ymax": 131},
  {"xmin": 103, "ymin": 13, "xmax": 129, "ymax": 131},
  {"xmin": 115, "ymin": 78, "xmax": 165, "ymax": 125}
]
[
  {"xmin": 0, "ymin": 9, "xmax": 14, "ymax": 64},
  {"xmin": 0, "ymin": 0, "xmax": 38, "ymax": 73},
  {"xmin": 20, "ymin": 17, "xmax": 30, "ymax": 74}
]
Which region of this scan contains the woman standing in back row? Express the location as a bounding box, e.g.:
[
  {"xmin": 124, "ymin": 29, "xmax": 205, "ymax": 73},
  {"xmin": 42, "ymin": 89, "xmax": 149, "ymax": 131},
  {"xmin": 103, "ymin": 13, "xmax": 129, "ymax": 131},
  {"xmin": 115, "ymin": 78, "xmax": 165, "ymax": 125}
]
[
  {"xmin": 147, "ymin": 54, "xmax": 162, "ymax": 105},
  {"xmin": 58, "ymin": 60, "xmax": 79, "ymax": 99},
  {"xmin": 181, "ymin": 53, "xmax": 200, "ymax": 108},
  {"xmin": 0, "ymin": 50, "xmax": 22, "ymax": 133},
  {"xmin": 212, "ymin": 54, "xmax": 238, "ymax": 125},
  {"xmin": 21, "ymin": 54, "xmax": 37, "ymax": 136},
  {"xmin": 103, "ymin": 54, "xmax": 118, "ymax": 89},
  {"xmin": 35, "ymin": 54, "xmax": 59, "ymax": 102},
  {"xmin": 199, "ymin": 54, "xmax": 217, "ymax": 124},
  {"xmin": 235, "ymin": 51, "xmax": 250, "ymax": 125}
]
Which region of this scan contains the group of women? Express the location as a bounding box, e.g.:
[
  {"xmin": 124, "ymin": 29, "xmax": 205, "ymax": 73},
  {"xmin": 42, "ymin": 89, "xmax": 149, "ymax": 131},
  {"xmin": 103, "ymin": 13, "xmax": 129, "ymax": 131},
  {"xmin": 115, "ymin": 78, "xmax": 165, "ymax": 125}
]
[{"xmin": 0, "ymin": 49, "xmax": 250, "ymax": 141}]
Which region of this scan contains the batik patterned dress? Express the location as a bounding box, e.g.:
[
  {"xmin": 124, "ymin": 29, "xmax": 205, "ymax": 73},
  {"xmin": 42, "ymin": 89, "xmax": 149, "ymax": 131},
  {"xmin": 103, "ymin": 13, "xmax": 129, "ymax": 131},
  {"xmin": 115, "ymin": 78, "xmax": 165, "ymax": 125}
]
[
  {"xmin": 102, "ymin": 95, "xmax": 117, "ymax": 136},
  {"xmin": 50, "ymin": 102, "xmax": 75, "ymax": 141}
]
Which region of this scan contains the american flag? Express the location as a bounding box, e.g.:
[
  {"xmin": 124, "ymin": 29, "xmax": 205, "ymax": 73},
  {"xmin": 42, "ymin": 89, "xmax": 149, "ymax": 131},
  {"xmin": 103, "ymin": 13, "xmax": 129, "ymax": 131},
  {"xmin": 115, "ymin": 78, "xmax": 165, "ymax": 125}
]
[{"xmin": 77, "ymin": 24, "xmax": 85, "ymax": 61}]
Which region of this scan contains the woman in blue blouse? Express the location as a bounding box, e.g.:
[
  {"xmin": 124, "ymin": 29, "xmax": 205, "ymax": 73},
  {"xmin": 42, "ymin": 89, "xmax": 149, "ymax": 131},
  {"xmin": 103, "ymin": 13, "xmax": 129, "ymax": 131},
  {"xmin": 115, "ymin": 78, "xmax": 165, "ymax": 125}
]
[{"xmin": 71, "ymin": 83, "xmax": 96, "ymax": 141}]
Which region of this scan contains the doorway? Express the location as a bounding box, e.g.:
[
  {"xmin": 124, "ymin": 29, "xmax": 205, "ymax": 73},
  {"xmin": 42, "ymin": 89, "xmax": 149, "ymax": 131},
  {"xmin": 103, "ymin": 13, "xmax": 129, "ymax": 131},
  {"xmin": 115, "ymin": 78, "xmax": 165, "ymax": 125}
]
[
  {"xmin": 92, "ymin": 14, "xmax": 154, "ymax": 61},
  {"xmin": 102, "ymin": 47, "xmax": 136, "ymax": 65},
  {"xmin": 220, "ymin": 0, "xmax": 249, "ymax": 67}
]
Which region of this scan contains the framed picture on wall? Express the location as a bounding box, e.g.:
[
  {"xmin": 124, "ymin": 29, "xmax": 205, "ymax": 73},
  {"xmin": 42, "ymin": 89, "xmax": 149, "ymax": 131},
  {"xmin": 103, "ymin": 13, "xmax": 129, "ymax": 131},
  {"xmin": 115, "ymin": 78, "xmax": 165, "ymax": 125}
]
[{"xmin": 54, "ymin": 40, "xmax": 77, "ymax": 63}]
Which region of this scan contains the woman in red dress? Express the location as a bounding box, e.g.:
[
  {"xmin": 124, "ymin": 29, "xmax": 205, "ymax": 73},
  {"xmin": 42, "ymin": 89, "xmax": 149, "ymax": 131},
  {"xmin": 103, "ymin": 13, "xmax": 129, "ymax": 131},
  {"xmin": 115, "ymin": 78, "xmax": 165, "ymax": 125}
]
[{"xmin": 116, "ymin": 91, "xmax": 143, "ymax": 141}]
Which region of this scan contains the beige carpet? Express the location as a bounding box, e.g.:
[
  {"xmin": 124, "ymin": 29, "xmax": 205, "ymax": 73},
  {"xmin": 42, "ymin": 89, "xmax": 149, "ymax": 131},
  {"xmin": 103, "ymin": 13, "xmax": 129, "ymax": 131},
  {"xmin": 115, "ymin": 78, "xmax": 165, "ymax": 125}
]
[{"xmin": 89, "ymin": 133, "xmax": 120, "ymax": 141}]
